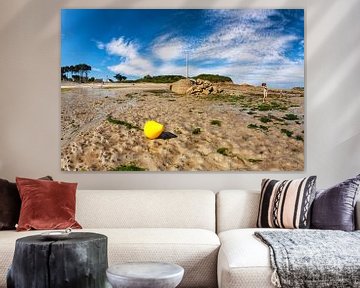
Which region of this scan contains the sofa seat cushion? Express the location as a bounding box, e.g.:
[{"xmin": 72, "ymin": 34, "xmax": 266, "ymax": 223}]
[
  {"xmin": 0, "ymin": 228, "xmax": 219, "ymax": 288},
  {"xmin": 218, "ymin": 228, "xmax": 282, "ymax": 288}
]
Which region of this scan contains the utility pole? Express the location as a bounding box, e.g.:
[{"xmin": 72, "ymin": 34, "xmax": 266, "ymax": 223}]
[{"xmin": 185, "ymin": 52, "xmax": 189, "ymax": 78}]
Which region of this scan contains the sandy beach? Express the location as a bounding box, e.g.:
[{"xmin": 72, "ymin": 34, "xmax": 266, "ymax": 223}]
[{"xmin": 61, "ymin": 82, "xmax": 304, "ymax": 171}]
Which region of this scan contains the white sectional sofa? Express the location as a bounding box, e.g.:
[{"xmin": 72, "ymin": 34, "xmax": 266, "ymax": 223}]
[
  {"xmin": 0, "ymin": 190, "xmax": 219, "ymax": 288},
  {"xmin": 1, "ymin": 189, "xmax": 359, "ymax": 288}
]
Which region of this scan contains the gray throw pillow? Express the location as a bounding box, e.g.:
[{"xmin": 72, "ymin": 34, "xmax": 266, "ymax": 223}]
[{"xmin": 311, "ymin": 174, "xmax": 360, "ymax": 231}]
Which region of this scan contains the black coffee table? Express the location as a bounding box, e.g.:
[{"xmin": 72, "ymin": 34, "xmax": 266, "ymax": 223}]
[{"xmin": 7, "ymin": 232, "xmax": 108, "ymax": 288}]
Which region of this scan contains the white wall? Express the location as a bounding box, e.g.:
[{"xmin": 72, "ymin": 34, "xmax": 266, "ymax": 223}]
[{"xmin": 0, "ymin": 0, "xmax": 359, "ymax": 190}]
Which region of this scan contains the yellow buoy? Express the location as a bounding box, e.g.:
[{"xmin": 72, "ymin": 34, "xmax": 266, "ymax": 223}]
[{"xmin": 144, "ymin": 120, "xmax": 164, "ymax": 140}]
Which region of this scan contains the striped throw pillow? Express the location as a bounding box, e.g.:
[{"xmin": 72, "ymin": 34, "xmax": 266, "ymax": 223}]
[{"xmin": 257, "ymin": 176, "xmax": 317, "ymax": 229}]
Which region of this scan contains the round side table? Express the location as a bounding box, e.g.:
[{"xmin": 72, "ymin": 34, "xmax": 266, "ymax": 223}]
[
  {"xmin": 7, "ymin": 232, "xmax": 108, "ymax": 288},
  {"xmin": 106, "ymin": 262, "xmax": 184, "ymax": 288}
]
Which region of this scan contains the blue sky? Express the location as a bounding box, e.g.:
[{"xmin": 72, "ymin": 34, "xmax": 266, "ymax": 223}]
[{"xmin": 61, "ymin": 9, "xmax": 304, "ymax": 88}]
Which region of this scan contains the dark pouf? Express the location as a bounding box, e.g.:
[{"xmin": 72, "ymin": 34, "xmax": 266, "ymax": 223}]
[{"xmin": 7, "ymin": 232, "xmax": 108, "ymax": 288}]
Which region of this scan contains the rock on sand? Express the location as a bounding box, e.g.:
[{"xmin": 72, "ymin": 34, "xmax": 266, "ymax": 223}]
[{"xmin": 170, "ymin": 79, "xmax": 193, "ymax": 94}]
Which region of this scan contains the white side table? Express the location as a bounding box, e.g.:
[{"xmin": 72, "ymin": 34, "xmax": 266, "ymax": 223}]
[{"xmin": 106, "ymin": 262, "xmax": 184, "ymax": 288}]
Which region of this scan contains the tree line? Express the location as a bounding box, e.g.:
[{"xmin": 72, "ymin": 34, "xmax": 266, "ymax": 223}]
[
  {"xmin": 120, "ymin": 74, "xmax": 233, "ymax": 84},
  {"xmin": 61, "ymin": 64, "xmax": 92, "ymax": 82},
  {"xmin": 61, "ymin": 64, "xmax": 233, "ymax": 84}
]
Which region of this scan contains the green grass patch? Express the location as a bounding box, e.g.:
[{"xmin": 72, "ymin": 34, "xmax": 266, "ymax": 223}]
[
  {"xmin": 295, "ymin": 135, "xmax": 304, "ymax": 141},
  {"xmin": 211, "ymin": 120, "xmax": 221, "ymax": 126},
  {"xmin": 192, "ymin": 128, "xmax": 201, "ymax": 135},
  {"xmin": 247, "ymin": 124, "xmax": 268, "ymax": 131},
  {"xmin": 111, "ymin": 165, "xmax": 145, "ymax": 171},
  {"xmin": 247, "ymin": 123, "xmax": 258, "ymax": 129},
  {"xmin": 107, "ymin": 115, "xmax": 141, "ymax": 130},
  {"xmin": 283, "ymin": 113, "xmax": 299, "ymax": 120},
  {"xmin": 260, "ymin": 116, "xmax": 272, "ymax": 123},
  {"xmin": 281, "ymin": 129, "xmax": 293, "ymax": 137},
  {"xmin": 257, "ymin": 101, "xmax": 288, "ymax": 111},
  {"xmin": 259, "ymin": 125, "xmax": 269, "ymax": 131},
  {"xmin": 257, "ymin": 103, "xmax": 272, "ymax": 111},
  {"xmin": 217, "ymin": 147, "xmax": 230, "ymax": 156}
]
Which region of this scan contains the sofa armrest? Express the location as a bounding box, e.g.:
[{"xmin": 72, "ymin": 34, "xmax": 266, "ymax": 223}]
[{"xmin": 356, "ymin": 201, "xmax": 360, "ymax": 230}]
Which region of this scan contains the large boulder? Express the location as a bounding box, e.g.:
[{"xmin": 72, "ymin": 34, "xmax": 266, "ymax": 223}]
[
  {"xmin": 170, "ymin": 78, "xmax": 223, "ymax": 95},
  {"xmin": 170, "ymin": 79, "xmax": 194, "ymax": 94}
]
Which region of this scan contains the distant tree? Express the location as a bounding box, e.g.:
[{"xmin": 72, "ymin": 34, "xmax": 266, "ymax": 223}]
[
  {"xmin": 70, "ymin": 65, "xmax": 75, "ymax": 78},
  {"xmin": 114, "ymin": 74, "xmax": 127, "ymax": 82},
  {"xmin": 61, "ymin": 67, "xmax": 66, "ymax": 80},
  {"xmin": 61, "ymin": 66, "xmax": 72, "ymax": 80},
  {"xmin": 83, "ymin": 64, "xmax": 91, "ymax": 81},
  {"xmin": 61, "ymin": 63, "xmax": 92, "ymax": 82},
  {"xmin": 72, "ymin": 75, "xmax": 80, "ymax": 82}
]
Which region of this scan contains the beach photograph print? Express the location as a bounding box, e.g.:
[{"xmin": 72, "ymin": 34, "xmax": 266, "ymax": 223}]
[{"xmin": 61, "ymin": 9, "xmax": 304, "ymax": 172}]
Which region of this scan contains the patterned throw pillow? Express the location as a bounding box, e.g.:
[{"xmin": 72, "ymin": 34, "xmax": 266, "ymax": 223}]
[{"xmin": 257, "ymin": 176, "xmax": 317, "ymax": 229}]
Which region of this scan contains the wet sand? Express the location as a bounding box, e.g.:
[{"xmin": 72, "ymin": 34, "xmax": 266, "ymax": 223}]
[{"xmin": 61, "ymin": 82, "xmax": 304, "ymax": 171}]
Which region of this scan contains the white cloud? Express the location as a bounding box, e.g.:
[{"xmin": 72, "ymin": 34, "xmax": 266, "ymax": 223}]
[
  {"xmin": 108, "ymin": 57, "xmax": 154, "ymax": 77},
  {"xmin": 152, "ymin": 35, "xmax": 186, "ymax": 61},
  {"xmin": 99, "ymin": 37, "xmax": 154, "ymax": 77},
  {"xmin": 96, "ymin": 41, "xmax": 105, "ymax": 50},
  {"xmin": 103, "ymin": 37, "xmax": 138, "ymax": 59},
  {"xmin": 157, "ymin": 63, "xmax": 186, "ymax": 75}
]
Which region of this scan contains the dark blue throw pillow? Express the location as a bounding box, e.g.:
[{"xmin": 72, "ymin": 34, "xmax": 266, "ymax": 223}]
[{"xmin": 311, "ymin": 174, "xmax": 360, "ymax": 231}]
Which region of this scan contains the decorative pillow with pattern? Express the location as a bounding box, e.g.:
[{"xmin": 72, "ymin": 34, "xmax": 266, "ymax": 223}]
[{"xmin": 257, "ymin": 176, "xmax": 317, "ymax": 229}]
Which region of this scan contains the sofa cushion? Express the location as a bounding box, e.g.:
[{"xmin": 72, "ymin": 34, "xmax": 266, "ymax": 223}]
[
  {"xmin": 216, "ymin": 190, "xmax": 260, "ymax": 233},
  {"xmin": 217, "ymin": 228, "xmax": 278, "ymax": 288},
  {"xmin": 16, "ymin": 177, "xmax": 81, "ymax": 231},
  {"xmin": 76, "ymin": 190, "xmax": 216, "ymax": 231},
  {"xmin": 0, "ymin": 228, "xmax": 220, "ymax": 288},
  {"xmin": 311, "ymin": 174, "xmax": 360, "ymax": 231},
  {"xmin": 0, "ymin": 176, "xmax": 53, "ymax": 230},
  {"xmin": 257, "ymin": 177, "xmax": 317, "ymax": 229}
]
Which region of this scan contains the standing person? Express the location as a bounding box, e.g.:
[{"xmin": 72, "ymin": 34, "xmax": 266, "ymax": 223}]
[{"xmin": 262, "ymin": 83, "xmax": 268, "ymax": 102}]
